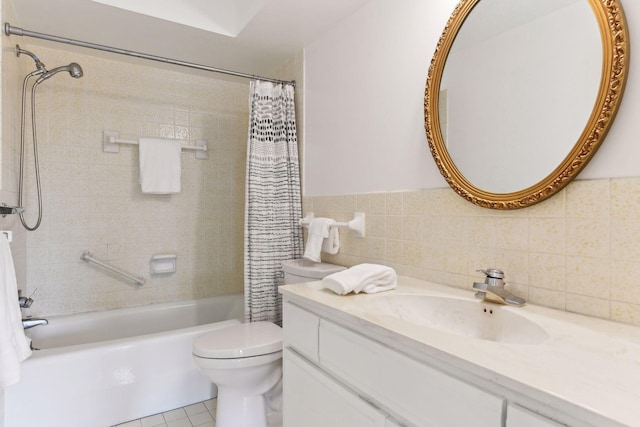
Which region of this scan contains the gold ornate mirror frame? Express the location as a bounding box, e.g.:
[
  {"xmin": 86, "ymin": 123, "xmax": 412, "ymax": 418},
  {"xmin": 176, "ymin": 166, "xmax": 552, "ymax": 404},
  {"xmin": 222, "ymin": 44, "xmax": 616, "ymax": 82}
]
[{"xmin": 424, "ymin": 0, "xmax": 628, "ymax": 209}]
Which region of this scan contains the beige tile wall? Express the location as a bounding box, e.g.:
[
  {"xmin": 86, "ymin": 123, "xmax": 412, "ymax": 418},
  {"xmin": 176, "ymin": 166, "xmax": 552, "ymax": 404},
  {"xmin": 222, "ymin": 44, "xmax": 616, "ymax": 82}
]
[
  {"xmin": 305, "ymin": 178, "xmax": 640, "ymax": 326},
  {"xmin": 18, "ymin": 47, "xmax": 248, "ymax": 316}
]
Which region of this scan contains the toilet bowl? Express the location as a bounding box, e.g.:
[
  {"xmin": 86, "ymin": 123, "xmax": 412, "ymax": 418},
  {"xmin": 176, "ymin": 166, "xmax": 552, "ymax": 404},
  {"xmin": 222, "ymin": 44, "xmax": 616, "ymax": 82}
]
[
  {"xmin": 193, "ymin": 321, "xmax": 283, "ymax": 427},
  {"xmin": 193, "ymin": 260, "xmax": 345, "ymax": 427}
]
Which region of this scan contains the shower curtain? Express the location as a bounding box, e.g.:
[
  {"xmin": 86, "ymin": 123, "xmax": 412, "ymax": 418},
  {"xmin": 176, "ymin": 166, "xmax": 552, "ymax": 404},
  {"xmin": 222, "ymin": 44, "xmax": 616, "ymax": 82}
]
[{"xmin": 244, "ymin": 80, "xmax": 303, "ymax": 325}]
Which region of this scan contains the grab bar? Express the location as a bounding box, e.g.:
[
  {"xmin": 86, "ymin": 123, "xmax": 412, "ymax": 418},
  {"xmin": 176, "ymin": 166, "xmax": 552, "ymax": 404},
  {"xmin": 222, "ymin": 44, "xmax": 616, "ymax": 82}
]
[{"xmin": 80, "ymin": 250, "xmax": 145, "ymax": 286}]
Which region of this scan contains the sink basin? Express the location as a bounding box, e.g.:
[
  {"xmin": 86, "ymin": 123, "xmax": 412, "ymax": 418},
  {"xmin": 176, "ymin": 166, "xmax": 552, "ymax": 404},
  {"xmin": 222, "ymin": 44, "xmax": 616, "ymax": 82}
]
[{"xmin": 359, "ymin": 295, "xmax": 548, "ymax": 345}]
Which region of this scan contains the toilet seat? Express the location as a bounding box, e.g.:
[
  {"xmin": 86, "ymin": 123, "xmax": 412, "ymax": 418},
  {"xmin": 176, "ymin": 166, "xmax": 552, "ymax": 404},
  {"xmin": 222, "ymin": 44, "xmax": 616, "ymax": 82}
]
[{"xmin": 193, "ymin": 321, "xmax": 282, "ymax": 359}]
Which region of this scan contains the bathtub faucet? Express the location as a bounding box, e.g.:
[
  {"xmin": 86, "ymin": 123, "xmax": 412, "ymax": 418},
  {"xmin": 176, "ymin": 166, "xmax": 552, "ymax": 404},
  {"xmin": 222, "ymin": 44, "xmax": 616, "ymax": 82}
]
[{"xmin": 22, "ymin": 316, "xmax": 48, "ymax": 329}]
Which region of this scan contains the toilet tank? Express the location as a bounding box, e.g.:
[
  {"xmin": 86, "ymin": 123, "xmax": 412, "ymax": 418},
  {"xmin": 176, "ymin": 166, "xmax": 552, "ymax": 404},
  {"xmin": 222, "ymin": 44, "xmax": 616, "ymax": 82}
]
[{"xmin": 282, "ymin": 259, "xmax": 346, "ymax": 284}]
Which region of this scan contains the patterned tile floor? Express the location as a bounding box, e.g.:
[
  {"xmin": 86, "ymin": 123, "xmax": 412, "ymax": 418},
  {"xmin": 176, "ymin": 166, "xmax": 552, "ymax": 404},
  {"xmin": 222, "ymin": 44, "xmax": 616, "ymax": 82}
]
[{"xmin": 114, "ymin": 399, "xmax": 217, "ymax": 427}]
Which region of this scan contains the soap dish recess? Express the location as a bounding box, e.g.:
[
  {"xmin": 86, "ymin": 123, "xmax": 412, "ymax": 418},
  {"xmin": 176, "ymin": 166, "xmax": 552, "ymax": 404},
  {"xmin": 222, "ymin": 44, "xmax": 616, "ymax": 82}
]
[{"xmin": 150, "ymin": 254, "xmax": 177, "ymax": 274}]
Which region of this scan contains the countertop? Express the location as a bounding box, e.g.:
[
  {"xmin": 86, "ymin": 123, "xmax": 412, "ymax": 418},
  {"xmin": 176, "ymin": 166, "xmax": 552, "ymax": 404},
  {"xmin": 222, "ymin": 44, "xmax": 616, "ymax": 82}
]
[{"xmin": 280, "ymin": 276, "xmax": 640, "ymax": 427}]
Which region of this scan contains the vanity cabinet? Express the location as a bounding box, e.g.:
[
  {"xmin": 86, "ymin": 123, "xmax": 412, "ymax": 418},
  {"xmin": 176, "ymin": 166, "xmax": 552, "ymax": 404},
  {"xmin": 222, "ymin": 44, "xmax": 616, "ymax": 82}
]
[
  {"xmin": 281, "ymin": 278, "xmax": 634, "ymax": 427},
  {"xmin": 283, "ymin": 301, "xmax": 503, "ymax": 427}
]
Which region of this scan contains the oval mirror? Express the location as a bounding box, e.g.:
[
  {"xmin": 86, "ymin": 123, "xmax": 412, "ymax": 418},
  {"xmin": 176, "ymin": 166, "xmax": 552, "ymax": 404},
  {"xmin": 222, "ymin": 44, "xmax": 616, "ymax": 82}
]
[{"xmin": 425, "ymin": 0, "xmax": 628, "ymax": 209}]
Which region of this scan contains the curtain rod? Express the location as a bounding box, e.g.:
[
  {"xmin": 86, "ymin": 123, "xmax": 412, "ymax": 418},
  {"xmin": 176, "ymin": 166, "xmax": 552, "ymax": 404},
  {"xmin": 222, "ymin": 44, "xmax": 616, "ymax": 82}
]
[{"xmin": 4, "ymin": 23, "xmax": 295, "ymax": 87}]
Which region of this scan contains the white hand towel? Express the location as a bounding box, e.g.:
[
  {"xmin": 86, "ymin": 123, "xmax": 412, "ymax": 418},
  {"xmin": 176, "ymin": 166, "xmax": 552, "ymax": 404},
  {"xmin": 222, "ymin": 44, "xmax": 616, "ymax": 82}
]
[
  {"xmin": 0, "ymin": 234, "xmax": 31, "ymax": 388},
  {"xmin": 322, "ymin": 263, "xmax": 397, "ymax": 295},
  {"xmin": 303, "ymin": 218, "xmax": 335, "ymax": 263},
  {"xmin": 139, "ymin": 137, "xmax": 182, "ymax": 194},
  {"xmin": 321, "ymin": 226, "xmax": 340, "ymax": 255}
]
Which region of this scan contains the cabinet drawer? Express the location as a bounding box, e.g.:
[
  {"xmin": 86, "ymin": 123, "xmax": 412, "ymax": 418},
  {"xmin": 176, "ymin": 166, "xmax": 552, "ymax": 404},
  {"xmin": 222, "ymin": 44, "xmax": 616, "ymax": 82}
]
[
  {"xmin": 319, "ymin": 320, "xmax": 504, "ymax": 427},
  {"xmin": 283, "ymin": 348, "xmax": 387, "ymax": 427},
  {"xmin": 282, "ymin": 302, "xmax": 320, "ymax": 362},
  {"xmin": 507, "ymin": 404, "xmax": 564, "ymax": 427}
]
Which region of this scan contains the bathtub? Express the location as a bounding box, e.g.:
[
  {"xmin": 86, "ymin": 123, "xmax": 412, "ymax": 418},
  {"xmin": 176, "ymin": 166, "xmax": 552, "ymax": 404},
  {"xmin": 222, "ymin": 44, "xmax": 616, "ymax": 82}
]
[{"xmin": 4, "ymin": 294, "xmax": 244, "ymax": 427}]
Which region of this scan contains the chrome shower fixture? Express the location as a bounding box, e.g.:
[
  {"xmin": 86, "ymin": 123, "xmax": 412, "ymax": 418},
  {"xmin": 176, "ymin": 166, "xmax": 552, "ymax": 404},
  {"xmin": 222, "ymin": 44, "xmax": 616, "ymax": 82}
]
[
  {"xmin": 36, "ymin": 62, "xmax": 83, "ymax": 83},
  {"xmin": 15, "ymin": 46, "xmax": 83, "ymax": 231},
  {"xmin": 15, "ymin": 44, "xmax": 46, "ymax": 72}
]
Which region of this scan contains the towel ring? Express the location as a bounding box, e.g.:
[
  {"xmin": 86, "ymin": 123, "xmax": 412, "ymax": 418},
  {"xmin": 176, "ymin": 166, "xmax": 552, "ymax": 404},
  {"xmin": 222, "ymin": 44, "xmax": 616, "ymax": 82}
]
[{"xmin": 299, "ymin": 212, "xmax": 365, "ymax": 238}]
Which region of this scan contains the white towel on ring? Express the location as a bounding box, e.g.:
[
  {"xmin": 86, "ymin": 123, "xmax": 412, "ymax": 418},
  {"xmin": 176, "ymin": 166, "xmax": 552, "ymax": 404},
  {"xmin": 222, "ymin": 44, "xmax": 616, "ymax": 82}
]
[
  {"xmin": 303, "ymin": 218, "xmax": 335, "ymax": 263},
  {"xmin": 321, "ymin": 226, "xmax": 340, "ymax": 255},
  {"xmin": 322, "ymin": 263, "xmax": 397, "ymax": 295},
  {"xmin": 0, "ymin": 234, "xmax": 32, "ymax": 387}
]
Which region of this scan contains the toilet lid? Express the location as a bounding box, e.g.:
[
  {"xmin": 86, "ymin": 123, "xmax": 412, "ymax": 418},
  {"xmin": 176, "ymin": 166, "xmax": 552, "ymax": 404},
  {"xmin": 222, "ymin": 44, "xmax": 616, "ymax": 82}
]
[{"xmin": 193, "ymin": 321, "xmax": 282, "ymax": 358}]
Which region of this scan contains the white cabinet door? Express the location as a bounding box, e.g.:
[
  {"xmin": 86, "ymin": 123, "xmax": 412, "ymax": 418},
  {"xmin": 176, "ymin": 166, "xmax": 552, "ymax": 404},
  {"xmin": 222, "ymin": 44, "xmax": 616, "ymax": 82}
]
[
  {"xmin": 507, "ymin": 404, "xmax": 564, "ymax": 427},
  {"xmin": 319, "ymin": 320, "xmax": 504, "ymax": 427},
  {"xmin": 283, "ymin": 348, "xmax": 387, "ymax": 427}
]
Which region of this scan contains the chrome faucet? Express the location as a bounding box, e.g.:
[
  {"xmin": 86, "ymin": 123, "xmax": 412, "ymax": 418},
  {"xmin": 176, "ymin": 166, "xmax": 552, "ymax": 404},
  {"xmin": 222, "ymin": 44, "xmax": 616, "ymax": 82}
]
[
  {"xmin": 472, "ymin": 268, "xmax": 525, "ymax": 306},
  {"xmin": 22, "ymin": 316, "xmax": 48, "ymax": 329},
  {"xmin": 18, "ymin": 289, "xmax": 47, "ymax": 329}
]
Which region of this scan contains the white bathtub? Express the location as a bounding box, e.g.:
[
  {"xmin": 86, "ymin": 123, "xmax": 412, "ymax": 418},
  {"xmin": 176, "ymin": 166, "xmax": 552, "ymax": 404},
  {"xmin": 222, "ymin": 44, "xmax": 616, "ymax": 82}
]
[{"xmin": 4, "ymin": 294, "xmax": 244, "ymax": 427}]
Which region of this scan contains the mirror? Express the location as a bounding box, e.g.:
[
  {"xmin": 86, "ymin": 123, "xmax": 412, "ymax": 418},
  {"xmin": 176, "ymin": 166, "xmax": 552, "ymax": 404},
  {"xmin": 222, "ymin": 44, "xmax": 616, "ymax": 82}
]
[{"xmin": 424, "ymin": 0, "xmax": 628, "ymax": 209}]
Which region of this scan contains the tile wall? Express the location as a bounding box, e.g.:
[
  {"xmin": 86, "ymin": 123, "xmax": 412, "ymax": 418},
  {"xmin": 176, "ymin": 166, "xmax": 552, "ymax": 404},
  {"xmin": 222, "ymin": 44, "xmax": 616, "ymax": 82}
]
[
  {"xmin": 305, "ymin": 178, "xmax": 640, "ymax": 327},
  {"xmin": 16, "ymin": 47, "xmax": 249, "ymax": 316}
]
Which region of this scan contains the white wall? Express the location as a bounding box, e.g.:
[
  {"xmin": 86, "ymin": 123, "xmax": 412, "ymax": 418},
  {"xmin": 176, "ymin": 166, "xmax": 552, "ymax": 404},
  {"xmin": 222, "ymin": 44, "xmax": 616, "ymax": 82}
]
[{"xmin": 304, "ymin": 0, "xmax": 640, "ymax": 196}]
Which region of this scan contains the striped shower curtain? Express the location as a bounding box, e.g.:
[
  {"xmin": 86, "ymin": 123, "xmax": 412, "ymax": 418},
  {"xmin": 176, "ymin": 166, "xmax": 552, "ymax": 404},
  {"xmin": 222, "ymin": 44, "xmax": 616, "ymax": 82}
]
[{"xmin": 244, "ymin": 80, "xmax": 303, "ymax": 325}]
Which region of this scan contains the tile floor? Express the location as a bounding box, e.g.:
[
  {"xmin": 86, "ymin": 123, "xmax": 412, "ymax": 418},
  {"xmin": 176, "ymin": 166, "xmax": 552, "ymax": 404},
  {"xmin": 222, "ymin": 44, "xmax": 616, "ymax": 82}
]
[{"xmin": 114, "ymin": 399, "xmax": 217, "ymax": 427}]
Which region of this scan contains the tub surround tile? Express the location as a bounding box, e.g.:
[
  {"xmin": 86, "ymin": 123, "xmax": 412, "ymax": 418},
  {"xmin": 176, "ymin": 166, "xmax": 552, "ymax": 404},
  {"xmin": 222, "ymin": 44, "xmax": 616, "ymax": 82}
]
[
  {"xmin": 19, "ymin": 46, "xmax": 252, "ymax": 317},
  {"xmin": 305, "ymin": 178, "xmax": 640, "ymax": 327}
]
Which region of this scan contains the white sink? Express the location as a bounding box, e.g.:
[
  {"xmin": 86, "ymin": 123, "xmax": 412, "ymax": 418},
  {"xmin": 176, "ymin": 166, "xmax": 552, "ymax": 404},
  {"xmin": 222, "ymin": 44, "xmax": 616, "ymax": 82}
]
[{"xmin": 360, "ymin": 294, "xmax": 549, "ymax": 345}]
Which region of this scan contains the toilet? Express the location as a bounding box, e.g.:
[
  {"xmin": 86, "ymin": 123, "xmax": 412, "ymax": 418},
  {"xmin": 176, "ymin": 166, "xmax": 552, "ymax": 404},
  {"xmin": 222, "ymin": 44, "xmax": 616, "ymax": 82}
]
[{"xmin": 192, "ymin": 259, "xmax": 345, "ymax": 427}]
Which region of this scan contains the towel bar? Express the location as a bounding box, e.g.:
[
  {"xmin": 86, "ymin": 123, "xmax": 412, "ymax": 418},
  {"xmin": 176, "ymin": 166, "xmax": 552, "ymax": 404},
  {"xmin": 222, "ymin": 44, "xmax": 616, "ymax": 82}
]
[
  {"xmin": 102, "ymin": 130, "xmax": 208, "ymax": 159},
  {"xmin": 300, "ymin": 212, "xmax": 365, "ymax": 238}
]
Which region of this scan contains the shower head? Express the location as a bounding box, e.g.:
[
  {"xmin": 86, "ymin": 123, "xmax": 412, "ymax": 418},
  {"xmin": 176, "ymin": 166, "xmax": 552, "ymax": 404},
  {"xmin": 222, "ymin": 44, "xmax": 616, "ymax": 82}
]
[
  {"xmin": 35, "ymin": 62, "xmax": 83, "ymax": 84},
  {"xmin": 16, "ymin": 44, "xmax": 47, "ymax": 72}
]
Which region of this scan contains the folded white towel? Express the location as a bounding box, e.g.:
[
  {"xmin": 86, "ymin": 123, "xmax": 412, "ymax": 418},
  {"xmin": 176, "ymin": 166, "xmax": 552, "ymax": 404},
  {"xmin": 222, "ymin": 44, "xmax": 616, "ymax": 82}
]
[
  {"xmin": 321, "ymin": 226, "xmax": 340, "ymax": 255},
  {"xmin": 139, "ymin": 137, "xmax": 182, "ymax": 194},
  {"xmin": 303, "ymin": 218, "xmax": 335, "ymax": 263},
  {"xmin": 322, "ymin": 263, "xmax": 397, "ymax": 295},
  {"xmin": 0, "ymin": 234, "xmax": 32, "ymax": 388}
]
